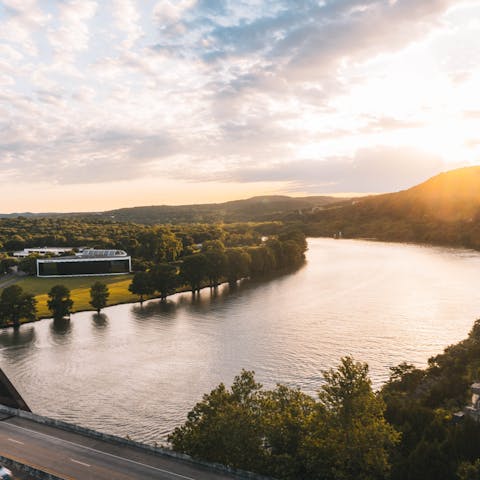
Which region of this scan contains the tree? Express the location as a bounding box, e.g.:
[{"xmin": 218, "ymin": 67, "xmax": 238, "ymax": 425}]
[
  {"xmin": 247, "ymin": 246, "xmax": 276, "ymax": 278},
  {"xmin": 225, "ymin": 248, "xmax": 251, "ymax": 285},
  {"xmin": 169, "ymin": 360, "xmax": 399, "ymax": 480},
  {"xmin": 151, "ymin": 263, "xmax": 178, "ymax": 300},
  {"xmin": 89, "ymin": 281, "xmax": 110, "ymax": 313},
  {"xmin": 128, "ymin": 271, "xmax": 154, "ymax": 303},
  {"xmin": 204, "ymin": 250, "xmax": 227, "ymax": 287},
  {"xmin": 303, "ymin": 357, "xmax": 400, "ymax": 480},
  {"xmin": 180, "ymin": 254, "xmax": 209, "ymax": 292},
  {"xmin": 168, "ymin": 370, "xmax": 266, "ymax": 472},
  {"xmin": 0, "ymin": 284, "xmax": 37, "ymax": 328},
  {"xmin": 18, "ymin": 255, "xmax": 39, "ymax": 276},
  {"xmin": 47, "ymin": 285, "xmax": 73, "ymax": 319}
]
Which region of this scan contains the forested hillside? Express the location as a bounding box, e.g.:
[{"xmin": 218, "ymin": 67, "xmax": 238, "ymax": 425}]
[
  {"xmin": 306, "ymin": 167, "xmax": 480, "ymax": 249},
  {"xmin": 0, "ymin": 195, "xmax": 347, "ymax": 224}
]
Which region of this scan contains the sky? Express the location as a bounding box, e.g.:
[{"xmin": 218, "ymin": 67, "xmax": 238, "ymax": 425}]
[{"xmin": 1, "ymin": 0, "xmax": 480, "ymax": 212}]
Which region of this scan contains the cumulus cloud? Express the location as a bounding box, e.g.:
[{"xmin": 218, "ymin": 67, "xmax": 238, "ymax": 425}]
[
  {"xmin": 112, "ymin": 0, "xmax": 143, "ymax": 49},
  {"xmin": 47, "ymin": 0, "xmax": 98, "ymax": 63},
  {"xmin": 0, "ymin": 0, "xmax": 477, "ymax": 210}
]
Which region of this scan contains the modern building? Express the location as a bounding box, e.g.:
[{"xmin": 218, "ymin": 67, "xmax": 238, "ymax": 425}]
[
  {"xmin": 13, "ymin": 247, "xmax": 76, "ymax": 257},
  {"xmin": 36, "ymin": 249, "xmax": 131, "ymax": 277}
]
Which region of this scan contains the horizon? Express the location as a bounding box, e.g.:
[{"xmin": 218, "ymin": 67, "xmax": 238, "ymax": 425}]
[{"xmin": 1, "ymin": 1, "xmax": 480, "ymax": 211}]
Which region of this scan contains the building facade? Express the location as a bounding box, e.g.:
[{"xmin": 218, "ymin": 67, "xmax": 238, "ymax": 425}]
[{"xmin": 36, "ymin": 249, "xmax": 131, "ymax": 277}]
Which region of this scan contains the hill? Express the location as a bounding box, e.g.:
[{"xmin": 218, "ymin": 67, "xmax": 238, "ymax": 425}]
[
  {"xmin": 91, "ymin": 195, "xmax": 348, "ymax": 224},
  {"xmin": 306, "ymin": 166, "xmax": 480, "ymax": 249},
  {"xmin": 0, "ymin": 195, "xmax": 348, "ymax": 224}
]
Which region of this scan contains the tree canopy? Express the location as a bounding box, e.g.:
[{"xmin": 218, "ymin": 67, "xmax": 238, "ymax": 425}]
[
  {"xmin": 0, "ymin": 284, "xmax": 37, "ymax": 328},
  {"xmin": 169, "ymin": 358, "xmax": 399, "ymax": 480},
  {"xmin": 89, "ymin": 281, "xmax": 110, "ymax": 313},
  {"xmin": 47, "ymin": 284, "xmax": 73, "ymax": 319}
]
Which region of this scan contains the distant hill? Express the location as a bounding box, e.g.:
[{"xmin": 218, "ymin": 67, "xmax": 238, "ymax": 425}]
[
  {"xmin": 0, "ymin": 195, "xmax": 348, "ymax": 224},
  {"xmin": 86, "ymin": 195, "xmax": 346, "ymax": 223},
  {"xmin": 306, "ymin": 166, "xmax": 480, "ymax": 249}
]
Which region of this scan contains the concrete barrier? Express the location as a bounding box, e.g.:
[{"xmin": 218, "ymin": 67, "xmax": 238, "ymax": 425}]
[{"xmin": 0, "ymin": 404, "xmax": 275, "ymax": 480}]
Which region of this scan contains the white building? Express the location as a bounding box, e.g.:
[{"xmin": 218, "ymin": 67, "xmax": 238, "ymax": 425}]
[{"xmin": 13, "ymin": 247, "xmax": 76, "ymax": 257}]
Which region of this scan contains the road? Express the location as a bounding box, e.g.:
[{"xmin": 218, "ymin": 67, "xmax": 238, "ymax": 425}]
[
  {"xmin": 0, "ymin": 416, "xmax": 238, "ymax": 480},
  {"xmin": 0, "ymin": 275, "xmax": 19, "ymax": 290}
]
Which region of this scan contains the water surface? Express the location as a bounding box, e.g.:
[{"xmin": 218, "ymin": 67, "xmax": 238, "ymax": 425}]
[{"xmin": 1, "ymin": 238, "xmax": 480, "ymax": 443}]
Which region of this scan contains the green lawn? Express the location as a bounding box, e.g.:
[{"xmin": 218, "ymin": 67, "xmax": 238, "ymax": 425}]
[{"xmin": 11, "ymin": 274, "xmax": 142, "ymax": 318}]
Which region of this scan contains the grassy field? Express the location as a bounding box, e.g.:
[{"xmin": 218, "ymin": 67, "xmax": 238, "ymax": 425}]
[{"xmin": 11, "ymin": 274, "xmax": 141, "ymax": 318}]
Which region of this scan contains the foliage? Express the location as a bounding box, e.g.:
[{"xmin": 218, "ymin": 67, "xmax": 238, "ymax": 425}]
[
  {"xmin": 169, "ymin": 358, "xmax": 400, "ymax": 480},
  {"xmin": 169, "ymin": 370, "xmax": 265, "ymax": 471},
  {"xmin": 47, "ymin": 284, "xmax": 73, "ymax": 319},
  {"xmin": 304, "ymin": 167, "xmax": 480, "ymax": 251},
  {"xmin": 89, "ymin": 281, "xmax": 110, "ymax": 313},
  {"xmin": 303, "ymin": 357, "xmax": 400, "ymax": 480},
  {"xmin": 381, "ymin": 319, "xmax": 480, "ymax": 480},
  {"xmin": 180, "ymin": 254, "xmax": 209, "ymax": 292},
  {"xmin": 203, "ymin": 250, "xmax": 227, "ymax": 287},
  {"xmin": 128, "ymin": 271, "xmax": 154, "ymax": 302},
  {"xmin": 0, "ymin": 284, "xmax": 37, "ymax": 327},
  {"xmin": 150, "ymin": 263, "xmax": 178, "ymax": 299},
  {"xmin": 225, "ymin": 248, "xmax": 251, "ymax": 284}
]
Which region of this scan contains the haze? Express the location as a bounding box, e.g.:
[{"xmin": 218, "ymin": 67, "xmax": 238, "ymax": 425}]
[{"xmin": 1, "ymin": 0, "xmax": 480, "ymax": 212}]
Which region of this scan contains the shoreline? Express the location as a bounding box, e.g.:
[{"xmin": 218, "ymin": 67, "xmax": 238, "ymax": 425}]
[
  {"xmin": 0, "ymin": 282, "xmax": 218, "ymax": 330},
  {"xmin": 0, "ymin": 263, "xmax": 306, "ymax": 330}
]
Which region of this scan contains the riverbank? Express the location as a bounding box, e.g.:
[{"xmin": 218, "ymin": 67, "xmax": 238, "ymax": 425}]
[
  {"xmin": 0, "ymin": 274, "xmax": 243, "ymax": 328},
  {"xmin": 0, "ymin": 274, "xmax": 145, "ymax": 327}
]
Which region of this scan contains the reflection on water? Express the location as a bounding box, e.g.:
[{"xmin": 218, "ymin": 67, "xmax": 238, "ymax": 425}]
[
  {"xmin": 0, "ymin": 325, "xmax": 36, "ymax": 349},
  {"xmin": 50, "ymin": 317, "xmax": 72, "ymax": 338},
  {"xmin": 1, "ymin": 238, "xmax": 480, "ymax": 444},
  {"xmin": 92, "ymin": 313, "xmax": 109, "ymax": 329}
]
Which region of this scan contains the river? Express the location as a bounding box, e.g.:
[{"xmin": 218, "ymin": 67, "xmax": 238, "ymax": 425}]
[{"xmin": 1, "ymin": 238, "xmax": 480, "ymax": 443}]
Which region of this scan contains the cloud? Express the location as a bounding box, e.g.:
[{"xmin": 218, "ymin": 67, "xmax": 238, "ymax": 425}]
[
  {"xmin": 0, "ymin": 124, "xmax": 179, "ymax": 184},
  {"xmin": 47, "ymin": 0, "xmax": 98, "ymax": 63},
  {"xmin": 203, "ymin": 146, "xmax": 446, "ymax": 193},
  {"xmin": 112, "ymin": 0, "xmax": 143, "ymax": 49},
  {"xmin": 0, "ymin": 0, "xmax": 477, "ymax": 208},
  {"xmin": 360, "ymin": 116, "xmax": 424, "ymax": 133}
]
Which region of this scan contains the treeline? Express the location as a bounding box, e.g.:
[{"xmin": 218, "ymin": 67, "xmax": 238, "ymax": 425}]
[
  {"xmin": 0, "ymin": 217, "xmax": 285, "ymax": 271},
  {"xmin": 304, "ymin": 205, "xmax": 480, "ymax": 251},
  {"xmin": 128, "ymin": 230, "xmax": 307, "ymax": 299},
  {"xmin": 169, "ymin": 320, "xmax": 480, "ymax": 480}
]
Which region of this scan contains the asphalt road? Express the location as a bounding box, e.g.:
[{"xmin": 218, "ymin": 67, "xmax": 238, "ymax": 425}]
[{"xmin": 0, "ymin": 416, "xmax": 238, "ymax": 480}]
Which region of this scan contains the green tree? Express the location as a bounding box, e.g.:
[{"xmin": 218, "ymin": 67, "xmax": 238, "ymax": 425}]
[
  {"xmin": 225, "ymin": 248, "xmax": 251, "ymax": 285},
  {"xmin": 247, "ymin": 246, "xmax": 276, "ymax": 278},
  {"xmin": 303, "ymin": 357, "xmax": 400, "ymax": 480},
  {"xmin": 89, "ymin": 281, "xmax": 110, "ymax": 313},
  {"xmin": 168, "ymin": 370, "xmax": 265, "ymax": 472},
  {"xmin": 202, "ymin": 239, "xmax": 225, "ymax": 252},
  {"xmin": 180, "ymin": 254, "xmax": 209, "ymax": 292},
  {"xmin": 0, "ymin": 284, "xmax": 37, "ymax": 328},
  {"xmin": 260, "ymin": 385, "xmax": 316, "ymax": 479},
  {"xmin": 204, "ymin": 250, "xmax": 227, "ymax": 287},
  {"xmin": 151, "ymin": 263, "xmax": 178, "ymax": 300},
  {"xmin": 18, "ymin": 254, "xmax": 41, "ymax": 276},
  {"xmin": 128, "ymin": 271, "xmax": 154, "ymax": 303},
  {"xmin": 47, "ymin": 285, "xmax": 74, "ymax": 319}
]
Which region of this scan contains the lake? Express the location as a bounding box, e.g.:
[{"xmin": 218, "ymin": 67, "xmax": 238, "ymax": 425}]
[{"xmin": 1, "ymin": 238, "xmax": 480, "ymax": 443}]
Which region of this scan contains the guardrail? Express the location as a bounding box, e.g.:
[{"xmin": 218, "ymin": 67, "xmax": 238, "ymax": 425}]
[{"xmin": 0, "ymin": 404, "xmax": 275, "ymax": 480}]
